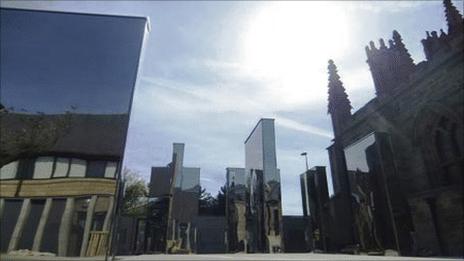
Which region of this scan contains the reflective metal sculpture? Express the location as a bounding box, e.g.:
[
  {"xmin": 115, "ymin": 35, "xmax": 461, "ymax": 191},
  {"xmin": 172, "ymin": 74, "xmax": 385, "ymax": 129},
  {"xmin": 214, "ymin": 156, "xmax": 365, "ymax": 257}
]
[{"xmin": 0, "ymin": 8, "xmax": 148, "ymax": 257}]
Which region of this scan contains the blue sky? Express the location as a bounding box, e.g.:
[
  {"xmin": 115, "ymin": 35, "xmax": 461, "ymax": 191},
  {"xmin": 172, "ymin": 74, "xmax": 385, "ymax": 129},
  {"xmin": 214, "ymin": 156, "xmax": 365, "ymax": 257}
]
[{"xmin": 2, "ymin": 1, "xmax": 463, "ymax": 215}]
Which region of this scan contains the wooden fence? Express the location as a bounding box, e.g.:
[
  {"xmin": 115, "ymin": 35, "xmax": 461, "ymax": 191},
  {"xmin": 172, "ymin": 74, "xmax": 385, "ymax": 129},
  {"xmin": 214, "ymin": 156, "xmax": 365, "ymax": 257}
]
[{"xmin": 86, "ymin": 231, "xmax": 109, "ymax": 256}]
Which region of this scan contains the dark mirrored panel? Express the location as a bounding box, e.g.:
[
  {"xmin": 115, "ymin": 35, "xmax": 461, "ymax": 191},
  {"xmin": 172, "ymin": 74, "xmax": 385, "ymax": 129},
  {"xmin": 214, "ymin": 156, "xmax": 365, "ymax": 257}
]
[
  {"xmin": 0, "ymin": 8, "xmax": 148, "ymax": 257},
  {"xmin": 181, "ymin": 167, "xmax": 200, "ymax": 193},
  {"xmin": 0, "ymin": 8, "xmax": 146, "ymax": 115},
  {"xmin": 227, "ymin": 168, "xmax": 246, "ymax": 201},
  {"xmin": 0, "ymin": 8, "xmax": 148, "ymax": 174},
  {"xmin": 170, "ymin": 160, "xmax": 200, "ymax": 221},
  {"xmin": 344, "ymin": 134, "xmax": 376, "ymax": 174},
  {"xmin": 149, "ymin": 167, "xmax": 173, "ymax": 197},
  {"xmin": 171, "ymin": 167, "xmax": 200, "ymax": 223},
  {"xmin": 245, "ymin": 123, "xmax": 264, "ymax": 178},
  {"xmin": 299, "ymin": 167, "xmax": 329, "ymax": 251},
  {"xmin": 225, "ymin": 168, "xmax": 246, "ymax": 252},
  {"xmin": 244, "ymin": 119, "xmax": 282, "ymax": 253},
  {"xmin": 145, "ymin": 197, "xmax": 170, "ymax": 253},
  {"xmin": 344, "ymin": 133, "xmax": 397, "ymax": 251}
]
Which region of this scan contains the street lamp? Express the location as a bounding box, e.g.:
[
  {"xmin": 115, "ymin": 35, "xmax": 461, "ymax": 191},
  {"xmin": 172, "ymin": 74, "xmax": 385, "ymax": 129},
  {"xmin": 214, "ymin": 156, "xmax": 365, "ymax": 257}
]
[
  {"xmin": 300, "ymin": 152, "xmax": 309, "ymax": 171},
  {"xmin": 300, "ymin": 151, "xmax": 315, "ymax": 252}
]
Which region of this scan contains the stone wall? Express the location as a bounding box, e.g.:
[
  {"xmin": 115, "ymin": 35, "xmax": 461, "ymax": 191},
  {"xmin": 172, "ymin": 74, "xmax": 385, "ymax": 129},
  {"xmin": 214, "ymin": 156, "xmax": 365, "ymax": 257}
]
[{"xmin": 329, "ymin": 36, "xmax": 463, "ymax": 256}]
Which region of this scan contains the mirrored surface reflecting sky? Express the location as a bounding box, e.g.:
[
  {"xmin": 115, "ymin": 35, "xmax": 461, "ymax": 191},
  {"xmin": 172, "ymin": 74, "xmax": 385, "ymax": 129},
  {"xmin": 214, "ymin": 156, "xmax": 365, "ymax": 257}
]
[
  {"xmin": 2, "ymin": 1, "xmax": 462, "ymax": 215},
  {"xmin": 0, "ymin": 8, "xmax": 146, "ymax": 114}
]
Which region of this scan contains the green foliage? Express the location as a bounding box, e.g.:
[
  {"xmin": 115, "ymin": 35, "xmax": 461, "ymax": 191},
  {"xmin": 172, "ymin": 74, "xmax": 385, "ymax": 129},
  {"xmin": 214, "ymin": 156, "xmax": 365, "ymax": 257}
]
[
  {"xmin": 199, "ymin": 185, "xmax": 226, "ymax": 216},
  {"xmin": 0, "ymin": 108, "xmax": 73, "ymax": 167},
  {"xmin": 122, "ymin": 168, "xmax": 148, "ymax": 216}
]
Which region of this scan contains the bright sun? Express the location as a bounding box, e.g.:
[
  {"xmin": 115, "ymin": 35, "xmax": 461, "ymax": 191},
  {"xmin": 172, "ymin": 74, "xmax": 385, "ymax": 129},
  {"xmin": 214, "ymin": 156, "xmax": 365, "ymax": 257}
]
[{"xmin": 242, "ymin": 2, "xmax": 352, "ymax": 105}]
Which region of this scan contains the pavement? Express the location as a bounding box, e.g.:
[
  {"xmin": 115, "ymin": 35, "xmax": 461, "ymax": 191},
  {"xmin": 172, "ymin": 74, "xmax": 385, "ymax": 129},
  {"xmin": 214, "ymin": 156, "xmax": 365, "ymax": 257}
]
[
  {"xmin": 1, "ymin": 253, "xmax": 463, "ymax": 261},
  {"xmin": 119, "ymin": 253, "xmax": 463, "ymax": 261}
]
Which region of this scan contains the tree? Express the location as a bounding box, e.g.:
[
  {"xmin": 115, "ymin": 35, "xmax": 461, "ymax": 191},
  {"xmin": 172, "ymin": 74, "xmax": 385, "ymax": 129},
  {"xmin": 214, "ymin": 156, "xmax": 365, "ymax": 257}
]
[
  {"xmin": 199, "ymin": 187, "xmax": 216, "ymax": 214},
  {"xmin": 0, "ymin": 108, "xmax": 73, "ymax": 167},
  {"xmin": 122, "ymin": 168, "xmax": 148, "ymax": 216},
  {"xmin": 198, "ymin": 185, "xmax": 226, "ymax": 216},
  {"xmin": 215, "ymin": 185, "xmax": 226, "ymax": 216}
]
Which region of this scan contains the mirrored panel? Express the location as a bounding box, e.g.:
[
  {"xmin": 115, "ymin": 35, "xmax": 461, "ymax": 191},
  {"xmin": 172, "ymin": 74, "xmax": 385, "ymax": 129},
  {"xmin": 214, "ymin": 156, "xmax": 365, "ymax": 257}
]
[
  {"xmin": 344, "ymin": 132, "xmax": 397, "ymax": 252},
  {"xmin": 0, "ymin": 8, "xmax": 148, "ymax": 176},
  {"xmin": 180, "ymin": 167, "xmax": 200, "ymax": 193},
  {"xmin": 0, "ymin": 8, "xmax": 148, "ymax": 256},
  {"xmin": 226, "ymin": 168, "xmax": 246, "ymax": 252},
  {"xmin": 244, "ymin": 119, "xmax": 282, "ymax": 253}
]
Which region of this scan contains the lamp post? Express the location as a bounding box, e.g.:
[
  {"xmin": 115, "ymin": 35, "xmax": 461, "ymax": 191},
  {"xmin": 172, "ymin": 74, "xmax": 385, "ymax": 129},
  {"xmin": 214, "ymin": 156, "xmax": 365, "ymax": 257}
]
[
  {"xmin": 300, "ymin": 152, "xmax": 309, "ymax": 171},
  {"xmin": 300, "ymin": 151, "xmax": 315, "ymax": 252}
]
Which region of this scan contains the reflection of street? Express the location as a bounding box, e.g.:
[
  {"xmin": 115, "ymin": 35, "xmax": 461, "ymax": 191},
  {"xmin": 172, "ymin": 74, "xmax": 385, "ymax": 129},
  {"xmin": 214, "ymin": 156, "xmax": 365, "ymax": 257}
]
[{"xmin": 2, "ymin": 253, "xmax": 462, "ymax": 261}]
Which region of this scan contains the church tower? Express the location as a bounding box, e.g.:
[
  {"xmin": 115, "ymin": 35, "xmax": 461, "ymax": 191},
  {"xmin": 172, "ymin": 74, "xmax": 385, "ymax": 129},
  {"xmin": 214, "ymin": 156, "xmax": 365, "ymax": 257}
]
[
  {"xmin": 422, "ymin": 0, "xmax": 463, "ymax": 61},
  {"xmin": 444, "ymin": 0, "xmax": 464, "ymax": 38},
  {"xmin": 326, "ymin": 61, "xmax": 356, "ymax": 244},
  {"xmin": 327, "ymin": 60, "xmax": 352, "ymax": 137},
  {"xmin": 365, "ymin": 31, "xmax": 415, "ymax": 97}
]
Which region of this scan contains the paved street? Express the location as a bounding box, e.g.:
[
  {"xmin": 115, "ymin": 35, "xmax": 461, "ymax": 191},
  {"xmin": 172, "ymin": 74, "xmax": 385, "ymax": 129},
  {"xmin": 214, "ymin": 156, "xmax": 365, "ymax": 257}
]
[
  {"xmin": 2, "ymin": 253, "xmax": 462, "ymax": 261},
  {"xmin": 119, "ymin": 254, "xmax": 463, "ymax": 261}
]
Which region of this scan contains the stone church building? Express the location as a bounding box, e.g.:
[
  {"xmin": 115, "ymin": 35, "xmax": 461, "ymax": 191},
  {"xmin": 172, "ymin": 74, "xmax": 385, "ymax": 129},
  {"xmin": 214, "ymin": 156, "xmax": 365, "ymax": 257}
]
[{"xmin": 326, "ymin": 0, "xmax": 463, "ymax": 256}]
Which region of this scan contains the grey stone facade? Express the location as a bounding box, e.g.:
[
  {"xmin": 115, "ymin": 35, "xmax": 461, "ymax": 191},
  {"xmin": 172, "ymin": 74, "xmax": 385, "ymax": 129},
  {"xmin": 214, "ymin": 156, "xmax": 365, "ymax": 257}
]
[{"xmin": 326, "ymin": 0, "xmax": 463, "ymax": 257}]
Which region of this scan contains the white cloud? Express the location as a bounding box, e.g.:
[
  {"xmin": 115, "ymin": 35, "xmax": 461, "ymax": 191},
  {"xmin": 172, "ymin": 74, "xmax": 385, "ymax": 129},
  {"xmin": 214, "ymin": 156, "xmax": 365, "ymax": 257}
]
[
  {"xmin": 4, "ymin": 0, "xmax": 458, "ymax": 217},
  {"xmin": 274, "ymin": 116, "xmax": 333, "ymax": 139},
  {"xmin": 341, "ymin": 67, "xmax": 374, "ymax": 91},
  {"xmin": 127, "ymin": 1, "xmax": 446, "ymax": 213},
  {"xmin": 346, "ymin": 1, "xmax": 436, "ymax": 13}
]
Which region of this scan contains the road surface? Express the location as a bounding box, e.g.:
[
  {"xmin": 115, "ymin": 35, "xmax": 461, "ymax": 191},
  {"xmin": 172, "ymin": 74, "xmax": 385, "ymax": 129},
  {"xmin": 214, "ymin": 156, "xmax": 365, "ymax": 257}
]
[{"xmin": 2, "ymin": 253, "xmax": 462, "ymax": 261}]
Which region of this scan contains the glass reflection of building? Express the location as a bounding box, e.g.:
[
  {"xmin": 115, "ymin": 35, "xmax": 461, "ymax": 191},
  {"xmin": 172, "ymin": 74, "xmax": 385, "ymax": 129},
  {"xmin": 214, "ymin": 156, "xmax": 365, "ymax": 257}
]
[
  {"xmin": 342, "ymin": 133, "xmax": 414, "ymax": 254},
  {"xmin": 145, "ymin": 167, "xmax": 171, "ymax": 254},
  {"xmin": 225, "ymin": 167, "xmax": 246, "ymax": 252},
  {"xmin": 300, "ymin": 166, "xmax": 329, "ymax": 252},
  {"xmin": 0, "ymin": 8, "xmax": 148, "ymax": 257},
  {"xmin": 244, "ymin": 118, "xmax": 282, "ymax": 253},
  {"xmin": 146, "ymin": 143, "xmax": 200, "ymax": 254},
  {"xmin": 282, "ymin": 215, "xmax": 312, "ymax": 253}
]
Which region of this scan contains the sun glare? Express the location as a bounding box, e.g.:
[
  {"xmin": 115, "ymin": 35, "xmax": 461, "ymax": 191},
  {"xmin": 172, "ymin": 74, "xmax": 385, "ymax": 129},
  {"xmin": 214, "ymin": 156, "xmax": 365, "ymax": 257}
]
[{"xmin": 242, "ymin": 2, "xmax": 352, "ymax": 105}]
